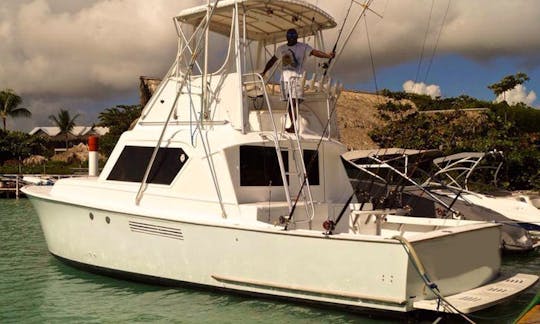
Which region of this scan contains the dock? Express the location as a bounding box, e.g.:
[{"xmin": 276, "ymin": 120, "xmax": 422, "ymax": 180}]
[{"xmin": 0, "ymin": 176, "xmax": 23, "ymax": 199}]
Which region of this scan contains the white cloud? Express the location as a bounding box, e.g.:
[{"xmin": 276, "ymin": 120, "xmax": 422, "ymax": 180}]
[
  {"xmin": 1, "ymin": 0, "xmax": 540, "ymax": 130},
  {"xmin": 1, "ymin": 0, "xmax": 202, "ymax": 130},
  {"xmin": 403, "ymin": 80, "xmax": 441, "ymax": 99},
  {"xmin": 494, "ymin": 84, "xmax": 537, "ymax": 106},
  {"xmin": 328, "ymin": 0, "xmax": 540, "ymax": 78},
  {"xmin": 0, "ymin": 0, "xmax": 199, "ymax": 98}
]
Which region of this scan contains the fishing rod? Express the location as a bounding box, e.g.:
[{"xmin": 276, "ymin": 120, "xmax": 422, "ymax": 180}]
[
  {"xmin": 322, "ymin": 0, "xmax": 355, "ymax": 76},
  {"xmin": 283, "ymin": 107, "xmax": 334, "ymax": 230},
  {"xmin": 388, "ymin": 148, "xmax": 435, "ymax": 210},
  {"xmin": 283, "ymin": 1, "xmax": 381, "ymax": 230},
  {"xmin": 368, "ymin": 151, "xmax": 461, "ymax": 217},
  {"xmin": 369, "ymin": 148, "xmax": 401, "ymax": 209},
  {"xmin": 282, "ymin": 81, "xmax": 347, "ymax": 230},
  {"xmin": 324, "ymin": 148, "xmax": 389, "ymax": 235}
]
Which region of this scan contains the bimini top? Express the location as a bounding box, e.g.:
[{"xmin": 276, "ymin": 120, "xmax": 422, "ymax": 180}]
[
  {"xmin": 176, "ymin": 0, "xmax": 336, "ymax": 43},
  {"xmin": 342, "ymin": 148, "xmax": 441, "ymax": 163}
]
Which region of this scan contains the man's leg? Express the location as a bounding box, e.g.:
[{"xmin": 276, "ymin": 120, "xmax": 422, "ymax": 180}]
[
  {"xmin": 285, "ymin": 99, "xmax": 295, "ymax": 133},
  {"xmin": 285, "ymin": 97, "xmax": 302, "ymax": 133}
]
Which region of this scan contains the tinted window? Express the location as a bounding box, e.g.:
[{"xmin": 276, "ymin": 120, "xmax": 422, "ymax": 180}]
[
  {"xmin": 107, "ymin": 146, "xmax": 188, "ymax": 185},
  {"xmin": 303, "ymin": 150, "xmax": 320, "ymax": 185},
  {"xmin": 240, "ymin": 146, "xmax": 288, "ymax": 186}
]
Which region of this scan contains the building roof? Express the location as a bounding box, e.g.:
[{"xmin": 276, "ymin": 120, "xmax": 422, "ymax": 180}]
[{"xmin": 29, "ymin": 126, "xmax": 109, "ymax": 137}]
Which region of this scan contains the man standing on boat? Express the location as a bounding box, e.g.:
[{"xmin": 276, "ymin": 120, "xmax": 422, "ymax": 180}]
[{"xmin": 261, "ymin": 28, "xmax": 335, "ymax": 133}]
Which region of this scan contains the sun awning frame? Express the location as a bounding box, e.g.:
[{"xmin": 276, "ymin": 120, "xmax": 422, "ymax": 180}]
[{"xmin": 175, "ymin": 0, "xmax": 336, "ymax": 44}]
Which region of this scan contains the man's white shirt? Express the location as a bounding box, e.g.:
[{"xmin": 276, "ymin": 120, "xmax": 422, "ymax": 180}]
[{"xmin": 276, "ymin": 42, "xmax": 313, "ymax": 99}]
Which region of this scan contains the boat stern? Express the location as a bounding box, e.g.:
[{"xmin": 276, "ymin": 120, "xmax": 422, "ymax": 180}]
[{"xmin": 401, "ymin": 223, "xmax": 538, "ymax": 313}]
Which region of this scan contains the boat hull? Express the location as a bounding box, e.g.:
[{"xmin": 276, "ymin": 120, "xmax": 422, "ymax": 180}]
[{"xmin": 24, "ymin": 187, "xmax": 537, "ymax": 314}]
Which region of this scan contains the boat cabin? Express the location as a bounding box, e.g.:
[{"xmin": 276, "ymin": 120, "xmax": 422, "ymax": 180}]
[{"xmin": 92, "ymin": 0, "xmax": 352, "ymax": 230}]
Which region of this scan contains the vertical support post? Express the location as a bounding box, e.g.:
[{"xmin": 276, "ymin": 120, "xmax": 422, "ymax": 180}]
[
  {"xmin": 256, "ymin": 40, "xmax": 263, "ymax": 70},
  {"xmin": 16, "ymin": 176, "xmax": 19, "ymax": 200},
  {"xmin": 88, "ymin": 136, "xmax": 99, "ymax": 177},
  {"xmin": 233, "ymin": 2, "xmax": 245, "ymax": 134},
  {"xmin": 202, "ymin": 0, "xmax": 210, "ymax": 120}
]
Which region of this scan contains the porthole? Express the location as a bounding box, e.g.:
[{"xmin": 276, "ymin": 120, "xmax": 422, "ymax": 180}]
[
  {"xmin": 105, "ymin": 216, "xmax": 111, "ymax": 224},
  {"xmin": 89, "ymin": 212, "xmax": 94, "ymax": 220}
]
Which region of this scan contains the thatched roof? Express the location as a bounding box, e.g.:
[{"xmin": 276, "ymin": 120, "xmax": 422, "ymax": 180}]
[
  {"xmin": 23, "ymin": 155, "xmax": 47, "ymax": 166},
  {"xmin": 50, "ymin": 143, "xmax": 104, "ymax": 164}
]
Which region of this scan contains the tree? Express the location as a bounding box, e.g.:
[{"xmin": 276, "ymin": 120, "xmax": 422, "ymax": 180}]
[
  {"xmin": 49, "ymin": 109, "xmax": 80, "ymax": 149},
  {"xmin": 369, "ymin": 90, "xmax": 540, "ymax": 190},
  {"xmin": 488, "ymin": 72, "xmax": 530, "ymax": 101},
  {"xmin": 98, "ymin": 104, "xmax": 141, "ymax": 134},
  {"xmin": 97, "ymin": 104, "xmax": 142, "ymax": 156},
  {"xmin": 0, "ymin": 89, "xmax": 32, "ymax": 131},
  {"xmin": 0, "ymin": 130, "xmax": 49, "ymax": 170}
]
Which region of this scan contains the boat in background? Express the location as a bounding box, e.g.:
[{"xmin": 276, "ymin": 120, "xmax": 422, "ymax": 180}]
[
  {"xmin": 22, "ymin": 176, "xmax": 54, "ymax": 186},
  {"xmin": 341, "ymin": 148, "xmax": 538, "ymax": 252},
  {"xmin": 426, "ymin": 151, "xmax": 540, "ymax": 239},
  {"xmin": 22, "ymin": 0, "xmax": 537, "ymax": 317}
]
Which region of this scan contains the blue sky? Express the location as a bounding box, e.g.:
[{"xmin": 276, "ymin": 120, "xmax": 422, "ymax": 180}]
[
  {"xmin": 356, "ymin": 54, "xmax": 540, "ymax": 104},
  {"xmin": 1, "ymin": 0, "xmax": 539, "ymax": 131}
]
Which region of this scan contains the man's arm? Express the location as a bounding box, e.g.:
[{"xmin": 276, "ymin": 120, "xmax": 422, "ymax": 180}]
[
  {"xmin": 310, "ymin": 49, "xmax": 335, "ymax": 59},
  {"xmin": 261, "ymin": 55, "xmax": 278, "ymax": 75}
]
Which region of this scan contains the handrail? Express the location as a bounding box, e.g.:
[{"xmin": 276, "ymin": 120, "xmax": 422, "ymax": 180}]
[{"xmin": 135, "ymin": 1, "xmax": 220, "ymax": 206}]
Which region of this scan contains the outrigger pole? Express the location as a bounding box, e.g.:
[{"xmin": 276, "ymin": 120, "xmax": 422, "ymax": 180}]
[{"xmin": 326, "ymin": 0, "xmax": 380, "ymax": 76}]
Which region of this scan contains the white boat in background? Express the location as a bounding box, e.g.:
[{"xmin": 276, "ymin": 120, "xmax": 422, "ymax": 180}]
[
  {"xmin": 427, "ymin": 151, "xmax": 540, "ymax": 238},
  {"xmin": 22, "ymin": 0, "xmax": 537, "ymax": 316},
  {"xmin": 517, "ymin": 193, "xmax": 540, "ymax": 209},
  {"xmin": 340, "ymin": 148, "xmax": 537, "ymax": 252},
  {"xmin": 22, "ymin": 176, "xmax": 54, "ymax": 186}
]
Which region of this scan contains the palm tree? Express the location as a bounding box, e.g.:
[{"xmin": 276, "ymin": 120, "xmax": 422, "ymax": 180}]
[
  {"xmin": 0, "ymin": 89, "xmax": 32, "ymax": 131},
  {"xmin": 49, "ymin": 109, "xmax": 80, "ymax": 149}
]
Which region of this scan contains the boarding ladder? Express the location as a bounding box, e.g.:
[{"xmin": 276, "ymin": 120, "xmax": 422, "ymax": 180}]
[
  {"xmin": 284, "ymin": 77, "xmax": 315, "ymax": 224},
  {"xmin": 244, "ymin": 74, "xmax": 315, "ymax": 225}
]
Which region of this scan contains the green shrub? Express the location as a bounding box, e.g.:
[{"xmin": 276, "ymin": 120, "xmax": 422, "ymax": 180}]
[{"xmin": 370, "ymin": 90, "xmax": 540, "ymax": 190}]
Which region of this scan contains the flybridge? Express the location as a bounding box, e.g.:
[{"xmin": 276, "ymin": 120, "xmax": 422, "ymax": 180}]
[
  {"xmin": 135, "ymin": 0, "xmax": 345, "ymax": 212},
  {"xmin": 138, "ymin": 0, "xmax": 342, "ymax": 134}
]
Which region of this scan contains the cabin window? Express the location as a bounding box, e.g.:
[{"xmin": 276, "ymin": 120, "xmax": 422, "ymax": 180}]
[
  {"xmin": 304, "ymin": 150, "xmax": 320, "ymax": 186},
  {"xmin": 107, "ymin": 146, "xmax": 188, "ymax": 184},
  {"xmin": 240, "ymin": 145, "xmax": 288, "ymax": 186}
]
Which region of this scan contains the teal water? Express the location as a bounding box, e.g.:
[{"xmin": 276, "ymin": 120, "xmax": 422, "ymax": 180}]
[{"xmin": 1, "ymin": 199, "xmax": 538, "ymax": 323}]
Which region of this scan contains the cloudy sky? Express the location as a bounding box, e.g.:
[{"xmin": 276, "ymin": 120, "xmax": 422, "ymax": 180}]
[{"xmin": 1, "ymin": 0, "xmax": 539, "ymax": 131}]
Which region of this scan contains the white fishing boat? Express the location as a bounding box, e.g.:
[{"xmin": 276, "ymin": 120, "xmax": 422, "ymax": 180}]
[{"xmin": 23, "ymin": 0, "xmax": 537, "ymax": 316}]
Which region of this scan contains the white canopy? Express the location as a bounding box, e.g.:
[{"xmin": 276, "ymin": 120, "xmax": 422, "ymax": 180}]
[
  {"xmin": 342, "ymin": 148, "xmax": 441, "ymax": 162},
  {"xmin": 176, "ymin": 0, "xmax": 336, "ymax": 43}
]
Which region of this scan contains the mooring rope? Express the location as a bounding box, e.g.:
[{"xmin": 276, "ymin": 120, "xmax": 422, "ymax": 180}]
[{"xmin": 393, "ymin": 235, "xmax": 476, "ymax": 323}]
